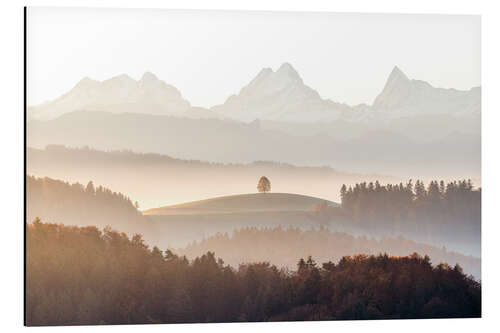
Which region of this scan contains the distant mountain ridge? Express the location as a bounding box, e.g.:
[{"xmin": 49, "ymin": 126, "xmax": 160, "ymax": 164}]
[
  {"xmin": 28, "ymin": 64, "xmax": 481, "ymax": 122},
  {"xmin": 372, "ymin": 66, "xmax": 481, "ymax": 116},
  {"xmin": 211, "ymin": 62, "xmax": 355, "ymax": 122},
  {"xmin": 26, "ymin": 145, "xmax": 398, "ymax": 210},
  {"xmin": 28, "ymin": 72, "xmax": 215, "ymax": 121},
  {"xmin": 27, "ymin": 111, "xmax": 480, "ymax": 177}
]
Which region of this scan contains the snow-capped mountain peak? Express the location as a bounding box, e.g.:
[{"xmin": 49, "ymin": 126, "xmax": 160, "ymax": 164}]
[
  {"xmin": 276, "ymin": 62, "xmax": 302, "ymax": 81},
  {"xmin": 28, "ymin": 64, "xmax": 481, "ymax": 123},
  {"xmin": 74, "ymin": 77, "xmax": 100, "ymax": 89},
  {"xmin": 386, "ymin": 66, "xmax": 410, "ymax": 85},
  {"xmin": 140, "ymin": 71, "xmax": 159, "ymax": 84},
  {"xmin": 28, "ymin": 72, "xmax": 191, "ymax": 120},
  {"xmin": 372, "ymin": 66, "xmax": 480, "ymax": 116},
  {"xmin": 211, "ymin": 63, "xmax": 348, "ymax": 122}
]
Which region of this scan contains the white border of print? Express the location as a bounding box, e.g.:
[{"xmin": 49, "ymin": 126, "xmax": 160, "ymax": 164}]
[{"xmin": 1, "ymin": 0, "xmax": 499, "ymax": 332}]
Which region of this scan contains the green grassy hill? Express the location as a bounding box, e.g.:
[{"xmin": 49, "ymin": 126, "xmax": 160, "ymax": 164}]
[{"xmin": 143, "ymin": 193, "xmax": 338, "ymax": 216}]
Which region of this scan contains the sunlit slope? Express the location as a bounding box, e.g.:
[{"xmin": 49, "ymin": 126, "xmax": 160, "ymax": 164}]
[{"xmin": 143, "ymin": 193, "xmax": 338, "ymax": 215}]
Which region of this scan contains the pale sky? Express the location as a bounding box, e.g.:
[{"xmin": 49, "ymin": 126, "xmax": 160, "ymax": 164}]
[{"xmin": 27, "ymin": 7, "xmax": 480, "ymax": 108}]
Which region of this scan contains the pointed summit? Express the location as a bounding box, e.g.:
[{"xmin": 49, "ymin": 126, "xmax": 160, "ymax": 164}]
[
  {"xmin": 212, "ymin": 62, "xmax": 343, "ymax": 122},
  {"xmin": 247, "ymin": 67, "xmax": 273, "ymax": 88},
  {"xmin": 387, "ymin": 66, "xmax": 410, "ymax": 85},
  {"xmin": 372, "ymin": 66, "xmax": 411, "ymax": 109},
  {"xmin": 372, "ymin": 65, "xmax": 480, "ymax": 115},
  {"xmin": 276, "ymin": 62, "xmax": 301, "ymax": 80}
]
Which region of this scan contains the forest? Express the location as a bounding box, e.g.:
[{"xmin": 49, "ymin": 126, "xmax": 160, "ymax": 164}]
[
  {"xmin": 26, "ymin": 220, "xmax": 481, "ymax": 326},
  {"xmin": 177, "ymin": 226, "xmax": 480, "ymax": 279},
  {"xmin": 26, "ymin": 175, "xmax": 154, "ymax": 238},
  {"xmin": 315, "ymin": 179, "xmax": 482, "ymax": 253},
  {"xmin": 339, "ymin": 179, "xmax": 480, "ymax": 232}
]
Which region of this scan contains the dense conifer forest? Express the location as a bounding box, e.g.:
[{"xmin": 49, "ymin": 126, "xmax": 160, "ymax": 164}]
[
  {"xmin": 26, "ymin": 175, "xmax": 153, "ymax": 237},
  {"xmin": 310, "ymin": 180, "xmax": 482, "ymax": 252},
  {"xmin": 338, "ymin": 179, "xmax": 480, "ymax": 235},
  {"xmin": 26, "ymin": 221, "xmax": 481, "ymax": 326}
]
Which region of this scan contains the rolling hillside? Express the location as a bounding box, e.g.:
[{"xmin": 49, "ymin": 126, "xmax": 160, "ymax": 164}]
[
  {"xmin": 27, "ymin": 146, "xmax": 393, "ymax": 209},
  {"xmin": 143, "ymin": 193, "xmax": 338, "ymax": 215}
]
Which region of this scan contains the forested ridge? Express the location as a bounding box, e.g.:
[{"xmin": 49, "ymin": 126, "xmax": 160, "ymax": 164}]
[
  {"xmin": 177, "ymin": 226, "xmax": 480, "ymax": 279},
  {"xmin": 26, "ymin": 175, "xmax": 153, "ymax": 238},
  {"xmin": 26, "ymin": 221, "xmax": 481, "ymax": 326},
  {"xmin": 318, "ymin": 180, "xmax": 482, "ymax": 251},
  {"xmin": 339, "ymin": 179, "xmax": 480, "ymax": 232},
  {"xmin": 27, "ymin": 145, "xmax": 396, "ymax": 209}
]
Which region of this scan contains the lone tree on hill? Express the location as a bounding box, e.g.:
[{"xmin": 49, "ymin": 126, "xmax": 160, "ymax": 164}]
[{"xmin": 257, "ymin": 176, "xmax": 271, "ymax": 193}]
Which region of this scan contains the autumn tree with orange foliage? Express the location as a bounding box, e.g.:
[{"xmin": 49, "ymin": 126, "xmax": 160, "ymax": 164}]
[{"xmin": 26, "ymin": 220, "xmax": 480, "ymax": 326}]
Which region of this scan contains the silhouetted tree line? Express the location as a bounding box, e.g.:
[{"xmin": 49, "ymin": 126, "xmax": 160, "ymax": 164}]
[
  {"xmin": 40, "ymin": 145, "xmax": 303, "ymax": 169},
  {"xmin": 26, "ymin": 221, "xmax": 480, "ymax": 326},
  {"xmin": 26, "ymin": 175, "xmax": 150, "ymax": 237},
  {"xmin": 336, "ymin": 180, "xmax": 480, "ymax": 244},
  {"xmin": 176, "ymin": 226, "xmax": 480, "ymax": 279}
]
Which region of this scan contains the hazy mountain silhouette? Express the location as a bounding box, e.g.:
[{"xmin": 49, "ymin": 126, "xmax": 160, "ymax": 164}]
[
  {"xmin": 213, "ymin": 63, "xmax": 480, "ymax": 122},
  {"xmin": 211, "ymin": 62, "xmax": 356, "ymax": 122},
  {"xmin": 28, "ymin": 63, "xmax": 480, "ymax": 122},
  {"xmin": 27, "ymin": 111, "xmax": 480, "ymax": 178},
  {"xmin": 372, "ymin": 66, "xmax": 481, "ymax": 116},
  {"xmin": 27, "ymin": 72, "xmax": 218, "ymax": 121}
]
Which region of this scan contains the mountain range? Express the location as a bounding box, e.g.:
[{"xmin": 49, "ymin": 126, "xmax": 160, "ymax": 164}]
[
  {"xmin": 28, "ymin": 63, "xmax": 480, "ymax": 122},
  {"xmin": 372, "ymin": 66, "xmax": 480, "ymax": 116},
  {"xmin": 28, "ymin": 72, "xmax": 212, "ymax": 121}
]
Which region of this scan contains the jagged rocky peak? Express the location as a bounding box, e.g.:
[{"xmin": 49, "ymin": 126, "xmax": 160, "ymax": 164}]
[
  {"xmin": 247, "ymin": 67, "xmax": 273, "ymax": 88},
  {"xmin": 372, "ymin": 65, "xmax": 480, "ymax": 115},
  {"xmin": 247, "ymin": 63, "xmax": 302, "ymax": 89},
  {"xmin": 372, "ymin": 66, "xmax": 412, "ymax": 109},
  {"xmin": 387, "ymin": 66, "xmax": 410, "ymax": 84},
  {"xmin": 211, "ymin": 62, "xmax": 345, "ymax": 122}
]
